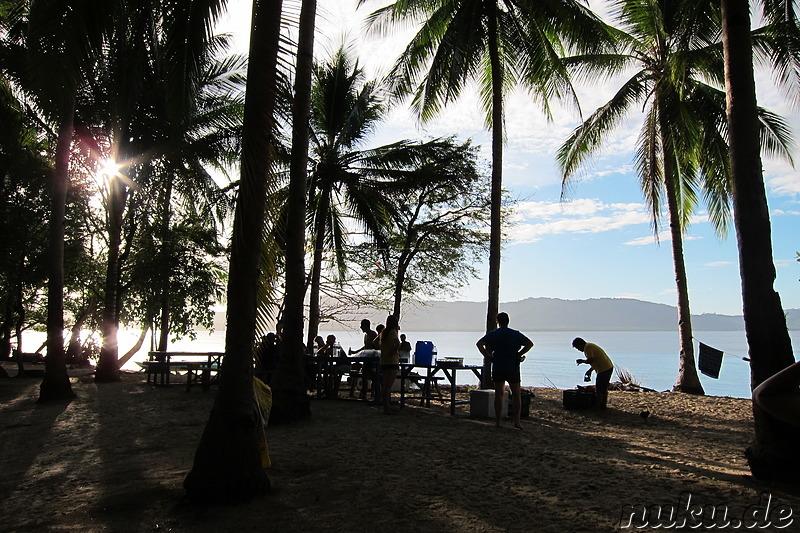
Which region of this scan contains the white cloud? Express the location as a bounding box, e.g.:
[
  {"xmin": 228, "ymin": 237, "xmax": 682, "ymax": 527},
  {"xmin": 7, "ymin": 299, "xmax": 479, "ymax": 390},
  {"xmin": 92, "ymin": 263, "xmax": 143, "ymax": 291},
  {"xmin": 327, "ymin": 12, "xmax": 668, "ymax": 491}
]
[
  {"xmin": 766, "ymin": 172, "xmax": 800, "ymax": 196},
  {"xmin": 507, "ymin": 199, "xmax": 651, "ymax": 244},
  {"xmin": 624, "ymin": 231, "xmax": 703, "ymax": 246},
  {"xmin": 704, "ymin": 261, "xmax": 735, "ymax": 268}
]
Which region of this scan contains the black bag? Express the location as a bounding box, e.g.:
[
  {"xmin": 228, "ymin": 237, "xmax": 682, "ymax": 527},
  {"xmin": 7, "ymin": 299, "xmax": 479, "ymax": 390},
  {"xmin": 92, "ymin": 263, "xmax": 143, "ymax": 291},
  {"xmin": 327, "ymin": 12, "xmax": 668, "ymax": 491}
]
[
  {"xmin": 507, "ymin": 389, "xmax": 534, "ymax": 418},
  {"xmin": 563, "ymin": 388, "xmax": 595, "ymax": 410}
]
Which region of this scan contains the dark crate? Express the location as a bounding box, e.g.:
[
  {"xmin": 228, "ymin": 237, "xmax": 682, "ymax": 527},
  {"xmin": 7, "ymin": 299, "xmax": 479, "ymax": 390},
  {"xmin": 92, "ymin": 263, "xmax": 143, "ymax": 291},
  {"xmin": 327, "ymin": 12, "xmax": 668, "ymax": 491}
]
[{"xmin": 563, "ymin": 388, "xmax": 595, "ymax": 410}]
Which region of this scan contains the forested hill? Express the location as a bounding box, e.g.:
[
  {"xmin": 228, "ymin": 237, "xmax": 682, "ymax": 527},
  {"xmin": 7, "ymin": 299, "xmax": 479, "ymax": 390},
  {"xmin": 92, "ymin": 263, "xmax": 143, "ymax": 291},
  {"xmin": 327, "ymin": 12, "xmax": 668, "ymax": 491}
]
[
  {"xmin": 354, "ymin": 298, "xmax": 800, "ymax": 332},
  {"xmin": 213, "ymin": 297, "xmax": 800, "ymax": 332}
]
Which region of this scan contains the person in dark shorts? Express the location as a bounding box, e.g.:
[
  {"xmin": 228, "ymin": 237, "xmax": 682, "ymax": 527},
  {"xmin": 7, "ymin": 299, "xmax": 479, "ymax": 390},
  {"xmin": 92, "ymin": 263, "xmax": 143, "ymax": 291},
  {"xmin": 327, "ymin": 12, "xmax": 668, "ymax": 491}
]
[
  {"xmin": 572, "ymin": 337, "xmax": 614, "ymax": 409},
  {"xmin": 476, "ymin": 312, "xmax": 534, "ymax": 428}
]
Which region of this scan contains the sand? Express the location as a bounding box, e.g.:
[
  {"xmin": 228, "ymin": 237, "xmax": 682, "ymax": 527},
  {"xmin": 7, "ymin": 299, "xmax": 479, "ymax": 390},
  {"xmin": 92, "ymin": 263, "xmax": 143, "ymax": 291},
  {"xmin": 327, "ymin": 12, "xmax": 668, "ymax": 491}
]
[{"xmin": 1, "ymin": 366, "xmax": 798, "ymax": 532}]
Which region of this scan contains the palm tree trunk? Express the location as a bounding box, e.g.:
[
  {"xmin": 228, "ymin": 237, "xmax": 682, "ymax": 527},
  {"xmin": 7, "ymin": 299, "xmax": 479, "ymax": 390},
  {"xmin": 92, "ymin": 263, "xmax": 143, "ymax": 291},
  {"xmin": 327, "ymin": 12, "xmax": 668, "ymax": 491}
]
[
  {"xmin": 307, "ymin": 185, "xmax": 330, "ymax": 349},
  {"xmin": 39, "ymin": 98, "xmax": 75, "ymax": 401},
  {"xmin": 483, "ymin": 2, "xmax": 503, "ymax": 388},
  {"xmin": 661, "ymin": 137, "xmax": 704, "ymax": 395},
  {"xmin": 157, "ymin": 178, "xmax": 174, "ymax": 352},
  {"xmin": 721, "ymin": 0, "xmax": 798, "ymax": 481},
  {"xmin": 183, "ymin": 0, "xmax": 283, "ymax": 502},
  {"xmin": 96, "ymin": 171, "xmax": 126, "ymax": 382},
  {"xmin": 271, "ymin": 0, "xmax": 316, "ymax": 424}
]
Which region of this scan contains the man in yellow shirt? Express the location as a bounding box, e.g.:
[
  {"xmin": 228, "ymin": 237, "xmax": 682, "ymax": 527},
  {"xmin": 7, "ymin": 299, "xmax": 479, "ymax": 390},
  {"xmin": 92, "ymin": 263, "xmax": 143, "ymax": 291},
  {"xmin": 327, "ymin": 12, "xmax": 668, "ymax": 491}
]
[{"xmin": 572, "ymin": 337, "xmax": 614, "ymax": 409}]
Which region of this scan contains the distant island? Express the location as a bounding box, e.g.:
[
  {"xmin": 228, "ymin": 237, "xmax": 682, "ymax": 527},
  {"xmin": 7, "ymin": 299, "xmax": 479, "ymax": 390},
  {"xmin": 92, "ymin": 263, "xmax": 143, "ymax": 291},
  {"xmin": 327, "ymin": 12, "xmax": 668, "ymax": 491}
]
[{"xmin": 212, "ymin": 297, "xmax": 800, "ymax": 332}]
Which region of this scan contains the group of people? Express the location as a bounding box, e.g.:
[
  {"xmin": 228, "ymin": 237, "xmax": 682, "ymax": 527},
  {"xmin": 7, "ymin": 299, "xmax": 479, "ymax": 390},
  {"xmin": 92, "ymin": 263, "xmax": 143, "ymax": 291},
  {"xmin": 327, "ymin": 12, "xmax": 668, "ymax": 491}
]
[
  {"xmin": 477, "ymin": 312, "xmax": 613, "ymax": 429},
  {"xmin": 312, "ymin": 317, "xmax": 410, "ymax": 414}
]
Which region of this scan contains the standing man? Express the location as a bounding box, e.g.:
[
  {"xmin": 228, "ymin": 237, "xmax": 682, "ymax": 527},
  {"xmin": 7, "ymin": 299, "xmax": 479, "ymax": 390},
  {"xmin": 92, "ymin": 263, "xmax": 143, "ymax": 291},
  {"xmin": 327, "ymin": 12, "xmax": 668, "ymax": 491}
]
[
  {"xmin": 349, "ymin": 319, "xmax": 379, "ymax": 399},
  {"xmin": 572, "ymin": 337, "xmax": 614, "ymax": 409},
  {"xmin": 477, "ymin": 312, "xmax": 534, "ymax": 429},
  {"xmin": 349, "ymin": 319, "xmax": 377, "ymax": 355}
]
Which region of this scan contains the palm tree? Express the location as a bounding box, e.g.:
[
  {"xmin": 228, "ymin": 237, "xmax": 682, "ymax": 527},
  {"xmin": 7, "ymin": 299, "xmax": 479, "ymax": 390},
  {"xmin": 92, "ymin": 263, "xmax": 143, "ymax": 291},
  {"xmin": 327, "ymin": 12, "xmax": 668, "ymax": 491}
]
[
  {"xmin": 558, "ymin": 0, "xmax": 776, "ymax": 394},
  {"xmin": 559, "ymin": 0, "xmax": 794, "ymax": 395},
  {"xmin": 362, "ymin": 0, "xmax": 615, "ymax": 387},
  {"xmin": 22, "ymin": 0, "xmax": 117, "ymax": 400},
  {"xmin": 269, "ymin": 0, "xmax": 316, "ymax": 424},
  {"xmin": 183, "ymin": 0, "xmax": 283, "ymax": 501},
  {"xmin": 147, "ymin": 50, "xmax": 244, "ymax": 351},
  {"xmin": 304, "ymin": 46, "xmax": 396, "ymax": 348},
  {"xmin": 89, "ymin": 2, "xmax": 236, "ymax": 381},
  {"xmin": 720, "ymin": 0, "xmax": 799, "ymax": 480}
]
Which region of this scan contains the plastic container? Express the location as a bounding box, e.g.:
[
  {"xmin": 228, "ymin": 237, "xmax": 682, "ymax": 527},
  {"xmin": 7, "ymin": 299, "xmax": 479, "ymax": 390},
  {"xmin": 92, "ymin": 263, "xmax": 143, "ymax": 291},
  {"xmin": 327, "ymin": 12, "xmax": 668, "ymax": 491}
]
[
  {"xmin": 470, "ymin": 389, "xmax": 509, "ymax": 418},
  {"xmin": 414, "ymin": 341, "xmax": 434, "ymax": 366}
]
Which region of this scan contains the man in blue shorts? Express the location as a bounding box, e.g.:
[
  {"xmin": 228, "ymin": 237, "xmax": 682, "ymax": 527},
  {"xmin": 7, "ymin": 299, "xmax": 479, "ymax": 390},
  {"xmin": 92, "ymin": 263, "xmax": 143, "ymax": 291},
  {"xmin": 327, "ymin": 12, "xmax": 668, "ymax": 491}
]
[{"xmin": 476, "ymin": 312, "xmax": 534, "ymax": 429}]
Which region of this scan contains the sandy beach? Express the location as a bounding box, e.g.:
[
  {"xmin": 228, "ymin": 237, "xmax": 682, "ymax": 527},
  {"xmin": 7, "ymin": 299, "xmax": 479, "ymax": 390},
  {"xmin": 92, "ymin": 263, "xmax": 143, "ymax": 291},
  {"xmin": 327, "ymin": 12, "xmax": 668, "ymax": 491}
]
[{"xmin": 1, "ymin": 366, "xmax": 798, "ymax": 532}]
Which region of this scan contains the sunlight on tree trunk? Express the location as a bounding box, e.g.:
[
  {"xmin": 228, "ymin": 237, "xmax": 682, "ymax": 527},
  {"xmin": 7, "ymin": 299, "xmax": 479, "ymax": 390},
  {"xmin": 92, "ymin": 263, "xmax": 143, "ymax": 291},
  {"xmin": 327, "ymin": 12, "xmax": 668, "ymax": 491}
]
[{"xmin": 661, "ymin": 123, "xmax": 704, "ymax": 395}]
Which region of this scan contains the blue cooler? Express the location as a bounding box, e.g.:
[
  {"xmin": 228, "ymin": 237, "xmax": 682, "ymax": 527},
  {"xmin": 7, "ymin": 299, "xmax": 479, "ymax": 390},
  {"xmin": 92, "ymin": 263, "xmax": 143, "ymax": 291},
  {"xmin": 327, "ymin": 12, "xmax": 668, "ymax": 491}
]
[{"xmin": 414, "ymin": 341, "xmax": 434, "ymax": 366}]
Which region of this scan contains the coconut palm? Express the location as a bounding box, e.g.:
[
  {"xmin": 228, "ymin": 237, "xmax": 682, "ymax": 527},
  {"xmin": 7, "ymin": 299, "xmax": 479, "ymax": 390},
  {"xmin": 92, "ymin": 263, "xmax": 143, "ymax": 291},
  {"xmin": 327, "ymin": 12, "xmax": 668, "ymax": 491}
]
[
  {"xmin": 85, "ymin": 1, "xmax": 235, "ymax": 382},
  {"xmin": 362, "ymin": 0, "xmax": 615, "ymax": 386},
  {"xmin": 20, "ymin": 0, "xmax": 119, "ymax": 400},
  {"xmin": 558, "ymin": 0, "xmax": 793, "ymax": 395},
  {"xmin": 720, "ymin": 0, "xmax": 800, "ymax": 480},
  {"xmin": 303, "ymin": 46, "xmax": 396, "ymax": 348},
  {"xmin": 184, "ymin": 0, "xmax": 284, "ymax": 501},
  {"xmin": 269, "ymin": 0, "xmax": 317, "ymax": 424}
]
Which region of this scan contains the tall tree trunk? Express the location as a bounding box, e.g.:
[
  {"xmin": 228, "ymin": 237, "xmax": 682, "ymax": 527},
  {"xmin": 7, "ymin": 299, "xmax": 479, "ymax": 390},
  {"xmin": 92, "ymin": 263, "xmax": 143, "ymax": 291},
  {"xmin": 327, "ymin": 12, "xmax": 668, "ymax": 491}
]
[
  {"xmin": 157, "ymin": 178, "xmax": 174, "ymax": 352},
  {"xmin": 661, "ymin": 135, "xmax": 704, "ymax": 395},
  {"xmin": 270, "ymin": 0, "xmax": 316, "ymax": 424},
  {"xmin": 0, "ymin": 307, "xmax": 11, "ymax": 360},
  {"xmin": 184, "ymin": 0, "xmax": 283, "ymax": 502},
  {"xmin": 96, "ymin": 171, "xmax": 126, "ymax": 382},
  {"xmin": 392, "ymin": 261, "xmax": 408, "ymax": 319},
  {"xmin": 482, "ymin": 4, "xmax": 503, "ymax": 388},
  {"xmin": 306, "ymin": 184, "xmax": 330, "ymax": 349},
  {"xmin": 721, "ymin": 0, "xmax": 798, "ymax": 481},
  {"xmin": 39, "ymin": 98, "xmax": 75, "ymax": 401},
  {"xmin": 14, "ymin": 282, "xmax": 25, "ymax": 377}
]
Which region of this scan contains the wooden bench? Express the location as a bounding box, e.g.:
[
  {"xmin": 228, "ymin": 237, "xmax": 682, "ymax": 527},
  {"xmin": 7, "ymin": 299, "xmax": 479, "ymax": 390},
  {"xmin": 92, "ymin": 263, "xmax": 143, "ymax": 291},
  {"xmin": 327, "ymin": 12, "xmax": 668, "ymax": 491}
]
[{"xmin": 142, "ymin": 352, "xmax": 223, "ymax": 391}]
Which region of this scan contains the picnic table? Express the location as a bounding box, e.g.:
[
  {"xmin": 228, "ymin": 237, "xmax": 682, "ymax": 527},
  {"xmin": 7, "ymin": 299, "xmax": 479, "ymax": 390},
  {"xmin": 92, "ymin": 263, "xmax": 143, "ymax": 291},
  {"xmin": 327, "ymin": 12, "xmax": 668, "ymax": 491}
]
[
  {"xmin": 399, "ymin": 362, "xmax": 484, "ymax": 415},
  {"xmin": 312, "ymin": 354, "xmax": 483, "ymax": 415},
  {"xmin": 141, "ymin": 351, "xmax": 223, "ymax": 391}
]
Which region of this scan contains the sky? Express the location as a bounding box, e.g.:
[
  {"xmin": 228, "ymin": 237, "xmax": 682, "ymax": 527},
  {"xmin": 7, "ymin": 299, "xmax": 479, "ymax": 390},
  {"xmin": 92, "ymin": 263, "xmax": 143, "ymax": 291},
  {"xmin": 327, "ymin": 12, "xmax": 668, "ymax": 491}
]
[{"xmin": 215, "ymin": 0, "xmax": 800, "ymax": 317}]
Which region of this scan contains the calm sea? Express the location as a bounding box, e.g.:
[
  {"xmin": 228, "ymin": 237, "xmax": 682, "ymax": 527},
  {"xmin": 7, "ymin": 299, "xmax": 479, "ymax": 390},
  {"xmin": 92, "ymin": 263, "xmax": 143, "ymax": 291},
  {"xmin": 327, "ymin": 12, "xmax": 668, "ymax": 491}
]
[{"xmin": 19, "ymin": 329, "xmax": 800, "ymax": 399}]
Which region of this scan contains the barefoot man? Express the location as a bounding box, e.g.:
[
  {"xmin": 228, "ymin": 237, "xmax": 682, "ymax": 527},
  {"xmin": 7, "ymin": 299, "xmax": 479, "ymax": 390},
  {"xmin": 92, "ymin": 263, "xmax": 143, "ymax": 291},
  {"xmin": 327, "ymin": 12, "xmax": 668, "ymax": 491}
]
[{"xmin": 476, "ymin": 312, "xmax": 534, "ymax": 429}]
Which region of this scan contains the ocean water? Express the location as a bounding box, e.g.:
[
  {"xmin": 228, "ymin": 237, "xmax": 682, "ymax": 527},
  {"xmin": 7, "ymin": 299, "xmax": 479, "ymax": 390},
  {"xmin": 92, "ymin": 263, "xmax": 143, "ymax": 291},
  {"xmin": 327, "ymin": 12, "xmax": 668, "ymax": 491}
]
[{"xmin": 18, "ymin": 329, "xmax": 800, "ymax": 399}]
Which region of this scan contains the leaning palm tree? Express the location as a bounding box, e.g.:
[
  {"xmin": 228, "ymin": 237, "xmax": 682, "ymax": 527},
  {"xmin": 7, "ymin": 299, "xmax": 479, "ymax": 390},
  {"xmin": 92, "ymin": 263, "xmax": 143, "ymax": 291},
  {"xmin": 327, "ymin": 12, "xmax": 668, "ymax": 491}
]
[
  {"xmin": 362, "ymin": 0, "xmax": 615, "ymax": 387},
  {"xmin": 558, "ymin": 0, "xmax": 794, "ymax": 395},
  {"xmin": 720, "ymin": 0, "xmax": 800, "ymax": 480}
]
